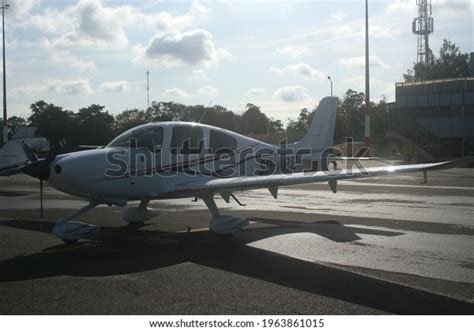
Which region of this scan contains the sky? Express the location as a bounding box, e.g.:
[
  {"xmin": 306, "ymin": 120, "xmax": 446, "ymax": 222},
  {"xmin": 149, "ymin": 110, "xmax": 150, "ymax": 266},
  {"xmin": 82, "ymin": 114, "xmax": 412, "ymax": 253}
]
[{"xmin": 3, "ymin": 0, "xmax": 473, "ymax": 123}]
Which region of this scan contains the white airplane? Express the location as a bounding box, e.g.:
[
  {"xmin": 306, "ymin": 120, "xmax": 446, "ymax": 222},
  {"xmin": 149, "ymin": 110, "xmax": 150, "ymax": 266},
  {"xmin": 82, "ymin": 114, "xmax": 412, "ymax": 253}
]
[
  {"xmin": 19, "ymin": 97, "xmax": 472, "ymax": 243},
  {"xmin": 0, "ymin": 127, "xmax": 49, "ymax": 176}
]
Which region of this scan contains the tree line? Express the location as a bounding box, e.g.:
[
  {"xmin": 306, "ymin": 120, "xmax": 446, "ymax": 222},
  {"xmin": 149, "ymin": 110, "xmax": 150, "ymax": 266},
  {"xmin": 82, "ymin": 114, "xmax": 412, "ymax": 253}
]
[{"xmin": 2, "ymin": 90, "xmax": 388, "ymax": 153}]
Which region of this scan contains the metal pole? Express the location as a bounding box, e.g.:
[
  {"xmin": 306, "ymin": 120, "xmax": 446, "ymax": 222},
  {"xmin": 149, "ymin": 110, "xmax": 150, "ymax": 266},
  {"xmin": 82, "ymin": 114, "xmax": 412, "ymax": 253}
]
[
  {"xmin": 364, "ymin": 0, "xmax": 371, "ymax": 149},
  {"xmin": 146, "ymin": 70, "xmax": 150, "ymax": 109},
  {"xmin": 1, "ymin": 1, "xmax": 8, "ymax": 145},
  {"xmin": 327, "ymin": 76, "xmax": 333, "ymax": 97}
]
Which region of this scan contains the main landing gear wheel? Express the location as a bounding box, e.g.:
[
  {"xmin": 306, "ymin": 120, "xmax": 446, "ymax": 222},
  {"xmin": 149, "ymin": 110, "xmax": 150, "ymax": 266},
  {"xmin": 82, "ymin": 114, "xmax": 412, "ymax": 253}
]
[
  {"xmin": 201, "ymin": 194, "xmax": 249, "ymax": 234},
  {"xmin": 122, "ymin": 199, "xmax": 160, "ymax": 224}
]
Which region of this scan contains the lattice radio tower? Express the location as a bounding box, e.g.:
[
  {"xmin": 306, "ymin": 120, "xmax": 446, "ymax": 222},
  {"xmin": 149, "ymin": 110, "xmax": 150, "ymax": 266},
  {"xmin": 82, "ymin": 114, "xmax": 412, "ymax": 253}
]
[{"xmin": 412, "ymin": 0, "xmax": 434, "ymax": 66}]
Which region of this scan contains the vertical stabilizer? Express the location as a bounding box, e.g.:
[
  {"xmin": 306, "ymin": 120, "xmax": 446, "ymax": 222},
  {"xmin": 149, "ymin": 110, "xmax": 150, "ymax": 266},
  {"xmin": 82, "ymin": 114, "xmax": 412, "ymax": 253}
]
[
  {"xmin": 0, "ymin": 139, "xmax": 29, "ymax": 175},
  {"xmin": 294, "ymin": 96, "xmax": 337, "ymax": 152}
]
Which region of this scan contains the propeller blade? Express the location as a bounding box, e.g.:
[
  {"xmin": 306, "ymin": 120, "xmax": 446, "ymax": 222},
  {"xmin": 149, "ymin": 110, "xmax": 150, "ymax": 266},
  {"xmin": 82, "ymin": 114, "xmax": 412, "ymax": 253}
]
[
  {"xmin": 21, "ymin": 158, "xmax": 53, "ymax": 181},
  {"xmin": 22, "ymin": 143, "xmax": 39, "ymax": 162}
]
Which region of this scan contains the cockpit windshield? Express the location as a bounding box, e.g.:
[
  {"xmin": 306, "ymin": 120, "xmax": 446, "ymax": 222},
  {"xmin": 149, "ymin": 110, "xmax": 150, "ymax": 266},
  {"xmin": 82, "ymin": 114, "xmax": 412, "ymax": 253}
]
[{"xmin": 108, "ymin": 125, "xmax": 163, "ymax": 151}]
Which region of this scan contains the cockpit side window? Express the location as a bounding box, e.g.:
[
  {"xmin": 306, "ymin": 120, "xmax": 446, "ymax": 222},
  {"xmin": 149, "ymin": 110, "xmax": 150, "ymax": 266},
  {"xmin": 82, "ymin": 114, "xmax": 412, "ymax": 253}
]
[
  {"xmin": 171, "ymin": 126, "xmax": 203, "ymax": 154},
  {"xmin": 108, "ymin": 126, "xmax": 163, "ymax": 152},
  {"xmin": 209, "ymin": 129, "xmax": 237, "ymax": 154}
]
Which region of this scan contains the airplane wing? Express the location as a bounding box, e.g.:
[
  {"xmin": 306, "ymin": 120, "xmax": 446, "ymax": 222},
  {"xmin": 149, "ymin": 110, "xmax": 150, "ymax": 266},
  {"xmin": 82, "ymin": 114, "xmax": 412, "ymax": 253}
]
[
  {"xmin": 0, "ymin": 164, "xmax": 25, "ymax": 176},
  {"xmin": 168, "ymin": 157, "xmax": 473, "ymax": 196}
]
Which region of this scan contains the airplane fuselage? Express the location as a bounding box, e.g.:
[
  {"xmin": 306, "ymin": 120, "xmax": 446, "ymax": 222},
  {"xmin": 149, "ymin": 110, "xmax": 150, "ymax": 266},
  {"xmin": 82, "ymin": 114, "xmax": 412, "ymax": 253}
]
[{"xmin": 47, "ymin": 122, "xmax": 291, "ymax": 203}]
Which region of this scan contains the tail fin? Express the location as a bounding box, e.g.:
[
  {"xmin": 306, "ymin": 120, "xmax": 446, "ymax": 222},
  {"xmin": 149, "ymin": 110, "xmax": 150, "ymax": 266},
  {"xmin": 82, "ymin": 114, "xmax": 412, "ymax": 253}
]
[
  {"xmin": 0, "ymin": 140, "xmax": 29, "ymax": 175},
  {"xmin": 294, "ymin": 96, "xmax": 337, "ymax": 152}
]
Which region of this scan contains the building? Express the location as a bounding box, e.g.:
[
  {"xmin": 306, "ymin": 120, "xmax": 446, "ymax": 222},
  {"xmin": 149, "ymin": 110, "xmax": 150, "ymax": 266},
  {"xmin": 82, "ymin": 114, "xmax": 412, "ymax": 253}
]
[{"xmin": 387, "ymin": 77, "xmax": 474, "ymax": 161}]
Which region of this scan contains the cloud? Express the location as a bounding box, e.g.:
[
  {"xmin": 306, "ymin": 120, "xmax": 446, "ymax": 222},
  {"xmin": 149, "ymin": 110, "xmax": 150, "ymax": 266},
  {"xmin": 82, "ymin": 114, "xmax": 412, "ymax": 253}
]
[
  {"xmin": 163, "ymin": 88, "xmax": 190, "ymax": 98},
  {"xmin": 332, "ymin": 24, "xmax": 353, "ymax": 37},
  {"xmin": 54, "ymin": 0, "xmax": 130, "ymax": 48},
  {"xmin": 196, "ymin": 84, "xmax": 219, "ymax": 97},
  {"xmin": 433, "ymin": 0, "xmax": 473, "ymax": 15},
  {"xmin": 340, "ymin": 55, "xmax": 390, "ymax": 69},
  {"xmin": 26, "ymin": 0, "xmax": 139, "ymax": 49},
  {"xmin": 273, "ymin": 86, "xmax": 311, "ymax": 103},
  {"xmin": 342, "ymin": 76, "xmax": 394, "ymax": 102},
  {"xmin": 154, "ymin": 0, "xmax": 210, "ymax": 33},
  {"xmin": 10, "ymin": 78, "xmax": 93, "ymax": 97},
  {"xmin": 51, "ymin": 52, "xmax": 96, "ymax": 71},
  {"xmin": 370, "ymin": 25, "xmax": 400, "ymax": 39},
  {"xmin": 144, "ymin": 29, "xmax": 231, "ymax": 67},
  {"xmin": 9, "ymin": 0, "xmax": 41, "ymax": 18},
  {"xmin": 189, "ymin": 69, "xmax": 208, "ymax": 80},
  {"xmin": 133, "ymin": 1, "xmax": 228, "ymax": 68},
  {"xmin": 20, "ymin": 1, "xmax": 227, "ymax": 70},
  {"xmin": 277, "ymin": 46, "xmax": 310, "ymax": 57},
  {"xmin": 270, "ymin": 63, "xmax": 325, "ymax": 80},
  {"xmin": 99, "ymin": 81, "xmax": 131, "ymax": 93},
  {"xmin": 9, "ymin": 85, "xmax": 44, "ymax": 98},
  {"xmin": 385, "ymin": 0, "xmax": 415, "ymax": 15},
  {"xmin": 48, "ymin": 79, "xmax": 93, "ymax": 95},
  {"xmin": 247, "ymin": 88, "xmax": 267, "ymax": 96},
  {"xmin": 330, "ymin": 12, "xmax": 348, "ymax": 21}
]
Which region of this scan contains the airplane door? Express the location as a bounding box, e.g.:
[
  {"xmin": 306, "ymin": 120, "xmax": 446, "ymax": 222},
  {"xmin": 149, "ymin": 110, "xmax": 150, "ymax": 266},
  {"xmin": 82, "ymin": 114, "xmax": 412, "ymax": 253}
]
[{"xmin": 168, "ymin": 125, "xmax": 205, "ymax": 176}]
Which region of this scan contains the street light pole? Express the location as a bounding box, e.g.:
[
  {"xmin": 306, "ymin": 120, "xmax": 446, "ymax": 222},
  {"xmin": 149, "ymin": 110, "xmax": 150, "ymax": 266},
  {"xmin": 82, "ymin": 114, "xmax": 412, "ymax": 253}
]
[
  {"xmin": 364, "ymin": 0, "xmax": 371, "ymax": 149},
  {"xmin": 146, "ymin": 70, "xmax": 150, "ymax": 109},
  {"xmin": 327, "ymin": 76, "xmax": 333, "ymax": 97},
  {"xmin": 1, "ymin": 0, "xmax": 8, "ymax": 145}
]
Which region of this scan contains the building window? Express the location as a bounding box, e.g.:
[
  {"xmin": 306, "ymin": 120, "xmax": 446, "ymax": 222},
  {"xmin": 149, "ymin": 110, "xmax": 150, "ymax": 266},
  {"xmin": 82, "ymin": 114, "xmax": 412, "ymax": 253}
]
[
  {"xmin": 465, "ymin": 92, "xmax": 474, "ymax": 105},
  {"xmin": 396, "ymin": 95, "xmax": 407, "ymax": 108},
  {"xmin": 407, "ymin": 95, "xmax": 417, "ymax": 108},
  {"xmin": 417, "ymin": 94, "xmax": 428, "ymax": 107},
  {"xmin": 452, "ymin": 93, "xmax": 463, "ymax": 106},
  {"xmin": 439, "ymin": 107, "xmax": 451, "ymax": 137},
  {"xmin": 428, "ymin": 94, "xmax": 439, "ymax": 107},
  {"xmin": 439, "ymin": 93, "xmax": 451, "ymax": 106}
]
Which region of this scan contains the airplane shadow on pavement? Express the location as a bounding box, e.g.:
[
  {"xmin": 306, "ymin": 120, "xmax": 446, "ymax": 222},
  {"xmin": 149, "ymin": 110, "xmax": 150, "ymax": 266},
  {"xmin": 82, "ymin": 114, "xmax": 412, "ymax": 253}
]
[{"xmin": 0, "ymin": 218, "xmax": 473, "ymax": 314}]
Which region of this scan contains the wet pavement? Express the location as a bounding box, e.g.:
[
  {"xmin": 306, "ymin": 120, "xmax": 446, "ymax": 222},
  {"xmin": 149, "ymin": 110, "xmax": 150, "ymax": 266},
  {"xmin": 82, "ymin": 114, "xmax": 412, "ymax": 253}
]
[{"xmin": 0, "ymin": 170, "xmax": 473, "ymax": 314}]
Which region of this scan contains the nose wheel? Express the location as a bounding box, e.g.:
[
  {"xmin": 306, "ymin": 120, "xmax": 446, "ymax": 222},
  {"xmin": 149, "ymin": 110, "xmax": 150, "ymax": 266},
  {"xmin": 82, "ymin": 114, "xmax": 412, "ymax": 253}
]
[{"xmin": 52, "ymin": 201, "xmax": 100, "ymax": 243}]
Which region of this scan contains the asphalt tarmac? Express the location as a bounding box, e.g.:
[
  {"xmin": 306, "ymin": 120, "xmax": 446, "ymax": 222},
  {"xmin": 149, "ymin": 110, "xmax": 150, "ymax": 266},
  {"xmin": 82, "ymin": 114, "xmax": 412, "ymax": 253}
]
[{"xmin": 0, "ymin": 169, "xmax": 473, "ymax": 314}]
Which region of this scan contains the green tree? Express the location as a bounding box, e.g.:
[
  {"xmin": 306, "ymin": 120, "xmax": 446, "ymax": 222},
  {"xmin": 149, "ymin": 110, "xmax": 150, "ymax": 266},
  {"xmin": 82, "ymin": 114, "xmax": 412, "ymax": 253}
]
[
  {"xmin": 334, "ymin": 89, "xmax": 365, "ymax": 143},
  {"xmin": 194, "ymin": 105, "xmax": 242, "ymax": 133},
  {"xmin": 269, "ymin": 118, "xmax": 284, "ymax": 133},
  {"xmin": 370, "ymin": 98, "xmax": 388, "ymax": 147},
  {"xmin": 115, "ymin": 109, "xmax": 150, "ymax": 133},
  {"xmin": 147, "ymin": 101, "xmax": 187, "ymax": 121},
  {"xmin": 28, "ymin": 101, "xmax": 75, "ymax": 150},
  {"xmin": 286, "ymin": 108, "xmax": 314, "ymax": 137},
  {"xmin": 404, "ymin": 39, "xmax": 472, "ymax": 81},
  {"xmin": 7, "ymin": 116, "xmax": 27, "ymax": 138},
  {"xmin": 240, "ymin": 103, "xmax": 269, "ymax": 134},
  {"xmin": 70, "ymin": 105, "xmax": 116, "ymax": 146}
]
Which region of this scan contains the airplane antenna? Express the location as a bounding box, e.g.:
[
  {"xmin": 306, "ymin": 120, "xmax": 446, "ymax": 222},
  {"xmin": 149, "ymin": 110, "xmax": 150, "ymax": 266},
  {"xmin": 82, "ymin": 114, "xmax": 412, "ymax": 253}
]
[
  {"xmin": 146, "ymin": 70, "xmax": 150, "ymax": 109},
  {"xmin": 197, "ymin": 100, "xmax": 213, "ymax": 123}
]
